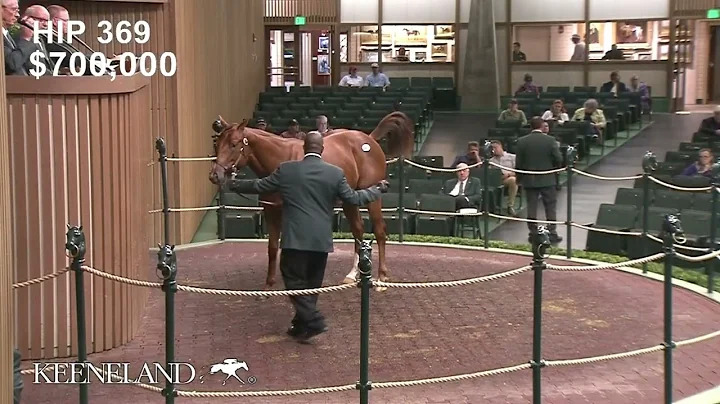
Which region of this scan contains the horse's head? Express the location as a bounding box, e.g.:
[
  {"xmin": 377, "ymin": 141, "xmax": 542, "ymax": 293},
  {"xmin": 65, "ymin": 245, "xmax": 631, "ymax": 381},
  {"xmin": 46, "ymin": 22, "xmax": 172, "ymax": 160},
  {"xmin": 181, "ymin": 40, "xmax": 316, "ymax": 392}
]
[
  {"xmin": 65, "ymin": 224, "xmax": 86, "ymax": 258},
  {"xmin": 209, "ymin": 115, "xmax": 251, "ymax": 185}
]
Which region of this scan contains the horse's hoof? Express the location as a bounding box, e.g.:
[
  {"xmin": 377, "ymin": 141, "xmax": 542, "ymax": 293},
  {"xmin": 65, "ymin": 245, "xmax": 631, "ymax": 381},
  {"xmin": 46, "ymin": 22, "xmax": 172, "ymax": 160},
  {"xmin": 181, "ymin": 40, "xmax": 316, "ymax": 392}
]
[{"xmin": 342, "ymin": 276, "xmax": 356, "ymax": 284}]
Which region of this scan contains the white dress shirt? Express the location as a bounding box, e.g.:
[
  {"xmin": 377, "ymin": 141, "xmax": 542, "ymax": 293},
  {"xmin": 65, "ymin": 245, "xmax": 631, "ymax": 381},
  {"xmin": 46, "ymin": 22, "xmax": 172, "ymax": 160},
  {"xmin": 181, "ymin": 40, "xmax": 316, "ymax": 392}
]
[
  {"xmin": 339, "ymin": 75, "xmax": 364, "ymax": 87},
  {"xmin": 449, "ymin": 179, "xmax": 467, "ymax": 196}
]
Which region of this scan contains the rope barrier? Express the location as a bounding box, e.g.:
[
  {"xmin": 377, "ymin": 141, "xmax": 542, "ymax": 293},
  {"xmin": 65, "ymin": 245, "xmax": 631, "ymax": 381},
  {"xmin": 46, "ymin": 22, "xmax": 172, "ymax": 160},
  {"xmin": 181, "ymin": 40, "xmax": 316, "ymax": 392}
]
[
  {"xmin": 488, "ymin": 161, "xmax": 565, "ymax": 175},
  {"xmin": 545, "ymin": 252, "xmax": 666, "ymax": 271},
  {"xmin": 675, "ymin": 249, "xmax": 720, "ymax": 262},
  {"xmin": 570, "ymin": 168, "xmax": 643, "ymax": 181},
  {"xmin": 13, "ymin": 268, "xmax": 70, "ymax": 289},
  {"xmin": 403, "ymin": 208, "xmax": 485, "ymax": 216},
  {"xmin": 487, "ymin": 213, "xmax": 565, "ymax": 225},
  {"xmin": 648, "ymin": 176, "xmax": 713, "ymax": 192},
  {"xmin": 176, "ymin": 385, "xmax": 357, "ymax": 398},
  {"xmin": 404, "ymin": 159, "xmax": 482, "ymax": 172},
  {"xmin": 646, "ymin": 234, "xmax": 709, "ymax": 252},
  {"xmin": 570, "ymin": 222, "xmax": 643, "ymax": 235},
  {"xmin": 372, "ymin": 363, "xmax": 532, "ymax": 389},
  {"xmin": 373, "ymin": 266, "xmax": 530, "ymax": 289},
  {"xmin": 150, "ymin": 206, "xmax": 400, "ymax": 214}
]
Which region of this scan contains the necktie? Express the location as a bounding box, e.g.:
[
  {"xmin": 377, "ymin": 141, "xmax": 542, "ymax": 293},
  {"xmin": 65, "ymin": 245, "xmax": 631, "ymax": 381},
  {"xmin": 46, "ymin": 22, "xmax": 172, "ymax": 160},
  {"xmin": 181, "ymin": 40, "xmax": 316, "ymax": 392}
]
[{"xmin": 458, "ymin": 180, "xmax": 465, "ymax": 196}]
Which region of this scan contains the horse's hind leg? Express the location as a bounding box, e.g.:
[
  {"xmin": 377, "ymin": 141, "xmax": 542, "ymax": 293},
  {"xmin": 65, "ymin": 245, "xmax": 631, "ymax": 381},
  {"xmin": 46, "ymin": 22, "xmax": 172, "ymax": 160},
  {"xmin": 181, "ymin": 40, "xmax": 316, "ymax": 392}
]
[
  {"xmin": 367, "ymin": 200, "xmax": 389, "ymax": 292},
  {"xmin": 342, "ymin": 204, "xmax": 364, "ymax": 284}
]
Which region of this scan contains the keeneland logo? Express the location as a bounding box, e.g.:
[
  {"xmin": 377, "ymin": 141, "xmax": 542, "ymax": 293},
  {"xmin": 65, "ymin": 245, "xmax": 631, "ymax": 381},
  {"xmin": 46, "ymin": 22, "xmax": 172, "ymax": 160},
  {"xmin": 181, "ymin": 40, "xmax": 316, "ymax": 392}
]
[{"xmin": 32, "ymin": 359, "xmax": 257, "ymax": 385}]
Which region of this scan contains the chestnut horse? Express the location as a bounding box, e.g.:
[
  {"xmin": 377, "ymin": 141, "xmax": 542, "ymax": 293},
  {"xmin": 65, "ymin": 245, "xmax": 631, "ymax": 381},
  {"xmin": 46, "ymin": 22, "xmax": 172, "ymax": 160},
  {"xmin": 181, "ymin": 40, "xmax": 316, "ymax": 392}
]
[{"xmin": 209, "ymin": 111, "xmax": 414, "ymax": 290}]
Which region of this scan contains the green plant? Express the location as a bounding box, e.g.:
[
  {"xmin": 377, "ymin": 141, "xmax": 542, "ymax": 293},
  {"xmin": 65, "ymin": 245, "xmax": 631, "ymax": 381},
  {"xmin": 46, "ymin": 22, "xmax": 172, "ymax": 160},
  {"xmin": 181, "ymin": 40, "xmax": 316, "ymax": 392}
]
[{"xmin": 333, "ymin": 232, "xmax": 720, "ymax": 293}]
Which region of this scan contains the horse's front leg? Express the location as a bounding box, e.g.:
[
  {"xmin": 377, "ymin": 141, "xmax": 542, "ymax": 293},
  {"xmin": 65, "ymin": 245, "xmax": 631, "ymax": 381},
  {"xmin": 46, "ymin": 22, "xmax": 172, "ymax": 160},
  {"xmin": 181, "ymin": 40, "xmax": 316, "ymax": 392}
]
[{"xmin": 264, "ymin": 206, "xmax": 282, "ymax": 291}]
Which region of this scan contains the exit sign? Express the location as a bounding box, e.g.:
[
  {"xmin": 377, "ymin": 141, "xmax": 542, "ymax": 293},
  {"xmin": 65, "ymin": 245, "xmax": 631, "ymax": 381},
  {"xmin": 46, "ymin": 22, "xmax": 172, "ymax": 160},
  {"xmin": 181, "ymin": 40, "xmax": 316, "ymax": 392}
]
[
  {"xmin": 708, "ymin": 9, "xmax": 720, "ymax": 19},
  {"xmin": 294, "ymin": 15, "xmax": 306, "ymax": 25}
]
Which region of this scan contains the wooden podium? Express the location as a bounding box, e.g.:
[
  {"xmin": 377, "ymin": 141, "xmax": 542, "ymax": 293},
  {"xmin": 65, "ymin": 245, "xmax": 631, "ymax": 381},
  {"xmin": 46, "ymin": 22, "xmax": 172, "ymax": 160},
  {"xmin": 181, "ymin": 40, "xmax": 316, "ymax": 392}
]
[{"xmin": 6, "ymin": 74, "xmax": 153, "ymax": 359}]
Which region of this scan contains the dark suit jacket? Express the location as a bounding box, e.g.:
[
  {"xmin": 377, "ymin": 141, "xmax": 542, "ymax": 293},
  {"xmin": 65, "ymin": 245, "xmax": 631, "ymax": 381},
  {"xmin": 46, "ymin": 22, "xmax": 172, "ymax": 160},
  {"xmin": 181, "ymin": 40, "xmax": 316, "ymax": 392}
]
[
  {"xmin": 231, "ymin": 155, "xmax": 382, "ymax": 253},
  {"xmin": 13, "ymin": 34, "xmax": 53, "ymax": 76},
  {"xmin": 44, "ymin": 35, "xmax": 93, "ymax": 75},
  {"xmin": 441, "ymin": 177, "xmax": 482, "ymax": 206},
  {"xmin": 699, "ymin": 117, "xmax": 720, "ymax": 135},
  {"xmin": 3, "ymin": 33, "xmax": 31, "ymax": 75},
  {"xmin": 600, "ymin": 80, "xmax": 628, "ymax": 94},
  {"xmin": 515, "ymin": 130, "xmax": 562, "ymax": 189},
  {"xmin": 14, "ymin": 348, "xmax": 22, "ymax": 402}
]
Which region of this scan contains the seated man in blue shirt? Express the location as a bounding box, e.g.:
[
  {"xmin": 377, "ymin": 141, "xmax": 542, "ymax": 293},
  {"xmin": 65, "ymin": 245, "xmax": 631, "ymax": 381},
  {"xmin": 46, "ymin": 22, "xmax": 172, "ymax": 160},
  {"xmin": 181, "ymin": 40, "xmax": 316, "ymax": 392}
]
[{"xmin": 365, "ymin": 63, "xmax": 390, "ymax": 88}]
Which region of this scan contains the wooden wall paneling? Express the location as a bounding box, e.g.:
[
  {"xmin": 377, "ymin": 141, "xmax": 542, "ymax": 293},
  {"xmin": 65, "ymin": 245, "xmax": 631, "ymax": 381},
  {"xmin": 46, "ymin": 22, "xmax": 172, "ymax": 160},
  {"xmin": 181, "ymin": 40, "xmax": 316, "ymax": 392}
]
[
  {"xmin": 26, "ymin": 100, "xmax": 42, "ymax": 359},
  {"xmin": 8, "ymin": 99, "xmax": 29, "ymax": 358},
  {"xmin": 0, "ymin": 32, "xmax": 13, "ymax": 404},
  {"xmin": 21, "ymin": 0, "xmax": 177, "ymax": 245},
  {"xmin": 51, "ymin": 96, "xmax": 69, "ymax": 358},
  {"xmin": 38, "ymin": 96, "xmax": 54, "ymax": 359},
  {"xmin": 170, "ymin": 0, "xmax": 266, "ymax": 242}
]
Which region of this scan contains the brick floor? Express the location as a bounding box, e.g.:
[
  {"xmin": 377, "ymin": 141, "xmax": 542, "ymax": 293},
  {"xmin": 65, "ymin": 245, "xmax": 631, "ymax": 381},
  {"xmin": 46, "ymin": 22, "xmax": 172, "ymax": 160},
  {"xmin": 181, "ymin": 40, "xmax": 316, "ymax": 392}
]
[{"xmin": 20, "ymin": 243, "xmax": 720, "ymax": 404}]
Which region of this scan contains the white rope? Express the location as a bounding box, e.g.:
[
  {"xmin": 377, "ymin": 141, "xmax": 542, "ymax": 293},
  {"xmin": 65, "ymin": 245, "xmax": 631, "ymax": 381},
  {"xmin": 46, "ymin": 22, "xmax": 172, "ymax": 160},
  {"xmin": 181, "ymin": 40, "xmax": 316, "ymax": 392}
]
[
  {"xmin": 176, "ymin": 282, "xmax": 357, "ymax": 297},
  {"xmin": 13, "ymin": 268, "xmax": 70, "ymax": 288},
  {"xmin": 374, "ymin": 266, "xmax": 530, "ymax": 288},
  {"xmin": 674, "ymin": 249, "xmax": 720, "ymax": 262},
  {"xmin": 570, "ymin": 222, "xmax": 643, "ymax": 236},
  {"xmin": 675, "ymin": 329, "xmax": 720, "ymax": 347},
  {"xmin": 488, "ymin": 161, "xmax": 565, "ymax": 175},
  {"xmin": 488, "ymin": 213, "xmax": 565, "ymax": 225},
  {"xmin": 82, "ymin": 266, "xmax": 163, "ymax": 288},
  {"xmin": 386, "ymin": 157, "xmax": 399, "ymax": 164},
  {"xmin": 545, "ymin": 252, "xmax": 666, "ymax": 271},
  {"xmin": 167, "ymin": 157, "xmax": 216, "ymax": 162},
  {"xmin": 648, "ymin": 176, "xmax": 712, "ymax": 192},
  {"xmin": 176, "ymin": 384, "xmax": 356, "ymax": 398},
  {"xmin": 372, "ymin": 363, "xmax": 531, "ymax": 389},
  {"xmin": 404, "ymin": 159, "xmax": 483, "ymax": 172},
  {"xmin": 571, "ymin": 168, "xmax": 643, "ymax": 181},
  {"xmin": 404, "ymin": 208, "xmax": 485, "ymax": 216},
  {"xmin": 545, "ymin": 345, "xmax": 665, "ymax": 367},
  {"xmin": 646, "ymin": 234, "xmax": 708, "ymax": 252}
]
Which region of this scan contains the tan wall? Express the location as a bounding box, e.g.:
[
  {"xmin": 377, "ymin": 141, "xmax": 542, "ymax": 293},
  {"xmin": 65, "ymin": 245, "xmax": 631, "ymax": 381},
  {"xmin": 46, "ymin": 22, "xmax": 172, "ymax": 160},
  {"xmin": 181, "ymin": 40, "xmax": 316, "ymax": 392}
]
[
  {"xmin": 0, "ymin": 30, "xmax": 13, "ymax": 404},
  {"xmin": 172, "ymin": 0, "xmax": 266, "ymax": 242}
]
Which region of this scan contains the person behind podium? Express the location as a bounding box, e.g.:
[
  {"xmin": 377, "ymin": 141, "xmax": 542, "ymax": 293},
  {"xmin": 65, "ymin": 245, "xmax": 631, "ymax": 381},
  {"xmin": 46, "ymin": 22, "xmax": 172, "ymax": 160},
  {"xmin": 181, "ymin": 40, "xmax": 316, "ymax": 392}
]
[
  {"xmin": 2, "ymin": 0, "xmax": 32, "ymax": 75},
  {"xmin": 44, "ymin": 5, "xmax": 91, "ymax": 75},
  {"xmin": 13, "ymin": 5, "xmax": 54, "ymax": 75},
  {"xmin": 440, "ymin": 163, "xmax": 482, "ymax": 210}
]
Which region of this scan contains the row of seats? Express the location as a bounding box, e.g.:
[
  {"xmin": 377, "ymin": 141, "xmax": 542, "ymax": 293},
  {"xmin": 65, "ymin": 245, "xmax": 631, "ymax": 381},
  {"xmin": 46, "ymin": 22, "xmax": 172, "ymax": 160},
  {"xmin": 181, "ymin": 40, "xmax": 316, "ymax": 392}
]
[
  {"xmin": 222, "ymin": 192, "xmax": 482, "ymax": 238},
  {"xmin": 586, "ymin": 204, "xmax": 714, "ymax": 259},
  {"xmin": 614, "ymin": 187, "xmax": 717, "ymax": 212}
]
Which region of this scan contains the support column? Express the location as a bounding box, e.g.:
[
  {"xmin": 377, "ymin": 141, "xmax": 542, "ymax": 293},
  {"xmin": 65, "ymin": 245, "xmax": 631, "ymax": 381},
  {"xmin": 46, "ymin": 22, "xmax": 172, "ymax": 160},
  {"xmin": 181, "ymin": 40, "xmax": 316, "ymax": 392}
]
[
  {"xmin": 0, "ymin": 41, "xmax": 15, "ymax": 403},
  {"xmin": 461, "ymin": 0, "xmax": 499, "ymax": 111}
]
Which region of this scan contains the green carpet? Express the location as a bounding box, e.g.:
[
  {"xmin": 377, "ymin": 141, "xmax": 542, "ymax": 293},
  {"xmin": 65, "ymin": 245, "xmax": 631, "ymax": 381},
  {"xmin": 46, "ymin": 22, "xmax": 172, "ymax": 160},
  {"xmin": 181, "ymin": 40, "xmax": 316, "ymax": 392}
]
[{"xmin": 191, "ymin": 118, "xmax": 651, "ymax": 243}]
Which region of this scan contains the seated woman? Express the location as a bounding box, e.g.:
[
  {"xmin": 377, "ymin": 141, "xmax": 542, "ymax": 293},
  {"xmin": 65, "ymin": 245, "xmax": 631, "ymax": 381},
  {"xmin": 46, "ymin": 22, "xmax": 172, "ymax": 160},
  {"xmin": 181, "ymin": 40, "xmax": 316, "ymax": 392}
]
[
  {"xmin": 571, "ymin": 98, "xmax": 606, "ymax": 143},
  {"xmin": 514, "ymin": 73, "xmax": 540, "ymax": 96},
  {"xmin": 498, "ymin": 99, "xmax": 527, "ymax": 125},
  {"xmin": 541, "ymin": 100, "xmax": 569, "ymax": 125},
  {"xmin": 682, "ymin": 149, "xmax": 715, "ymax": 177},
  {"xmin": 338, "ymin": 66, "xmax": 364, "ymax": 87}
]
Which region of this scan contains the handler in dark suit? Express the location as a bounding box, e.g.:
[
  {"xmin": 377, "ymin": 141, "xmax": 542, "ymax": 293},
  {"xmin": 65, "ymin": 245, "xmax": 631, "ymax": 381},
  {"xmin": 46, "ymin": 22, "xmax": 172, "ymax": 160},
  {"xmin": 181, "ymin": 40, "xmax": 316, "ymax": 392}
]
[
  {"xmin": 440, "ymin": 162, "xmax": 482, "ymax": 210},
  {"xmin": 516, "ymin": 117, "xmax": 563, "ymax": 243},
  {"xmin": 229, "ymin": 131, "xmax": 388, "ymax": 342},
  {"xmin": 599, "ymin": 71, "xmax": 628, "ymax": 95}
]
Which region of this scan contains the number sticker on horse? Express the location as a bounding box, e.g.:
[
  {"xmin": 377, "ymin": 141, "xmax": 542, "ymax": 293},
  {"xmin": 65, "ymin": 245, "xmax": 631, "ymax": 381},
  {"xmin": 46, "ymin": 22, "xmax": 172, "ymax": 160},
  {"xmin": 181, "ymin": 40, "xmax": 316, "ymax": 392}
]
[{"xmin": 361, "ymin": 143, "xmax": 371, "ymax": 152}]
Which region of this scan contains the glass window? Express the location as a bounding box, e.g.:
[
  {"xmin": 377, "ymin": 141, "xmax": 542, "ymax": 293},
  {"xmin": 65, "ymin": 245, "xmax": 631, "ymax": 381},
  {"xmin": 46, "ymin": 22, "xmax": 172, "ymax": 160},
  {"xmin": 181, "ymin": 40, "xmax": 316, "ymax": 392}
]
[
  {"xmin": 587, "ymin": 20, "xmax": 678, "ymax": 61},
  {"xmin": 340, "ymin": 25, "xmax": 379, "ymax": 63},
  {"xmin": 379, "ymin": 24, "xmax": 455, "ymax": 63},
  {"xmin": 512, "ymin": 23, "xmax": 587, "ymax": 62}
]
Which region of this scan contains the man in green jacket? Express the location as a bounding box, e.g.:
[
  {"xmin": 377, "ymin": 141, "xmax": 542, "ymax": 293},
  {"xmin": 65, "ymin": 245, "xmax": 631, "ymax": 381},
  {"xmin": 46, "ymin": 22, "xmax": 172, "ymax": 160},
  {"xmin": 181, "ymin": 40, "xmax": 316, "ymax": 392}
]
[{"xmin": 515, "ymin": 117, "xmax": 563, "ymax": 243}]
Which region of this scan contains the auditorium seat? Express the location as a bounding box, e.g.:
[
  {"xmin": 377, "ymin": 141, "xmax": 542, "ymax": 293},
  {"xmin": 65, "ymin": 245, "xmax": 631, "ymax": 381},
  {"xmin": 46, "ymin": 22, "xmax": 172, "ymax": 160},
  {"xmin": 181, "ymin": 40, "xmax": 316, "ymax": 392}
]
[
  {"xmin": 585, "ymin": 203, "xmax": 639, "ymax": 256},
  {"xmin": 415, "ymin": 194, "xmax": 456, "ymax": 236}
]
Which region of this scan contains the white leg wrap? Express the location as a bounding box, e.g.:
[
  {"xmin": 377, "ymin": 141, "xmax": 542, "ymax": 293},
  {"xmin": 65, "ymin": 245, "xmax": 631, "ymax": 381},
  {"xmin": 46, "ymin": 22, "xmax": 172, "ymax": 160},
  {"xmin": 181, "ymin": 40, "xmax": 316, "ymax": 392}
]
[{"xmin": 345, "ymin": 253, "xmax": 359, "ymax": 281}]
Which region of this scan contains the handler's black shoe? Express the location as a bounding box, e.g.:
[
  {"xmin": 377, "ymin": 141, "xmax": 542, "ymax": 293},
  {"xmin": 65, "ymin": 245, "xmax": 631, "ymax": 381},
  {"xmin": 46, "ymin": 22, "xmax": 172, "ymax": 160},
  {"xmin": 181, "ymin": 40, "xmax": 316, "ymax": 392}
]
[
  {"xmin": 294, "ymin": 326, "xmax": 328, "ymax": 343},
  {"xmin": 286, "ymin": 325, "xmax": 305, "ymax": 337}
]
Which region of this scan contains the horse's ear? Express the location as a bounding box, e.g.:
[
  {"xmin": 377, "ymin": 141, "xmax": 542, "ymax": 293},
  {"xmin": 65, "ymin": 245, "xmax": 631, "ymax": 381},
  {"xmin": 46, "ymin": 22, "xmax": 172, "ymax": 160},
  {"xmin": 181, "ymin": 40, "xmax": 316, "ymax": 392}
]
[{"xmin": 218, "ymin": 115, "xmax": 229, "ymax": 128}]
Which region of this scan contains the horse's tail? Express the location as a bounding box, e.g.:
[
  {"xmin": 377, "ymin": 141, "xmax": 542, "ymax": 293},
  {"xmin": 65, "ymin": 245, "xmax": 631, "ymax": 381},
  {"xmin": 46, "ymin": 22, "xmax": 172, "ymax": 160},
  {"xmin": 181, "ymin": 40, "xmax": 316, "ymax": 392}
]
[{"xmin": 369, "ymin": 111, "xmax": 415, "ymax": 158}]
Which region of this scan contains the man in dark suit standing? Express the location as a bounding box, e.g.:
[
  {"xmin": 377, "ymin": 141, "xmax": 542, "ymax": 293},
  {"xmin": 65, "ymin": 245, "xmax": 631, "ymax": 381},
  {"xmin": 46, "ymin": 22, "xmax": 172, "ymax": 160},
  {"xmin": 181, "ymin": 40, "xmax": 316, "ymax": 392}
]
[
  {"xmin": 230, "ymin": 131, "xmax": 388, "ymax": 342},
  {"xmin": 516, "ymin": 117, "xmax": 563, "ymax": 244},
  {"xmin": 2, "ymin": 0, "xmax": 32, "ymax": 75},
  {"xmin": 599, "ymin": 71, "xmax": 628, "ymax": 95},
  {"xmin": 440, "ymin": 162, "xmax": 482, "ymax": 210}
]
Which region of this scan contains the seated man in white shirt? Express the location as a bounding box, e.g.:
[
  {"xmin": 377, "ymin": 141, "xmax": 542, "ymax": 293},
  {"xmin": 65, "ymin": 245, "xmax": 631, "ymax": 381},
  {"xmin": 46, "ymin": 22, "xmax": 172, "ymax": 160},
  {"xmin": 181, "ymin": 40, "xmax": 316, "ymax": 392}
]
[
  {"xmin": 440, "ymin": 163, "xmax": 482, "ymax": 210},
  {"xmin": 338, "ymin": 66, "xmax": 364, "ymax": 87},
  {"xmin": 489, "ymin": 140, "xmax": 519, "ymax": 216}
]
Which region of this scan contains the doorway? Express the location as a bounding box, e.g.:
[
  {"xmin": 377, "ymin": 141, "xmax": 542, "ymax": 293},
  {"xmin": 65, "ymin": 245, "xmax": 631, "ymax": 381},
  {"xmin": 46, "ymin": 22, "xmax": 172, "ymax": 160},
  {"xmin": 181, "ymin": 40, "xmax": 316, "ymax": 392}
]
[
  {"xmin": 709, "ymin": 25, "xmax": 720, "ymax": 102},
  {"xmin": 266, "ymin": 26, "xmax": 335, "ymax": 89}
]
